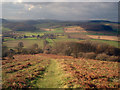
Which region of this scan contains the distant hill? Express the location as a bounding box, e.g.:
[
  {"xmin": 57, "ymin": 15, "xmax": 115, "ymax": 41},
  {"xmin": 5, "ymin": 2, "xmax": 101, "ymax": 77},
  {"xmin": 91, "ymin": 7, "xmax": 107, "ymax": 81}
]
[
  {"xmin": 89, "ymin": 20, "xmax": 111, "ymax": 23},
  {"xmin": 89, "ymin": 20, "xmax": 119, "ymax": 24},
  {"xmin": 1, "ymin": 18, "xmax": 118, "ymax": 32},
  {"xmin": 0, "ymin": 19, "xmax": 8, "ymax": 23}
]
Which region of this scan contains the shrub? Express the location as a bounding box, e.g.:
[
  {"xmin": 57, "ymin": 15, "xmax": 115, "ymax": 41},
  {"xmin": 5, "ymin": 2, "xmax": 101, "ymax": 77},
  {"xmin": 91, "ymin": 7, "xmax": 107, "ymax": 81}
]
[
  {"xmin": 107, "ymin": 56, "xmax": 120, "ymax": 62},
  {"xmin": 95, "ymin": 43, "xmax": 109, "ymax": 54},
  {"xmin": 51, "ymin": 42, "xmax": 72, "ymax": 55},
  {"xmin": 27, "ymin": 48, "xmax": 43, "ymax": 54},
  {"xmin": 78, "ymin": 52, "xmax": 84, "ymax": 57},
  {"xmin": 37, "ymin": 48, "xmax": 43, "ymax": 53},
  {"xmin": 82, "ymin": 52, "xmax": 97, "ymax": 59},
  {"xmin": 95, "ymin": 53, "xmax": 109, "ymax": 61},
  {"xmin": 8, "ymin": 54, "xmax": 14, "ymax": 59},
  {"xmin": 29, "ymin": 49, "xmax": 36, "ymax": 54},
  {"xmin": 2, "ymin": 46, "xmax": 15, "ymax": 59},
  {"xmin": 105, "ymin": 46, "xmax": 120, "ymax": 56},
  {"xmin": 22, "ymin": 48, "xmax": 30, "ymax": 54},
  {"xmin": 2, "ymin": 45, "xmax": 9, "ymax": 57}
]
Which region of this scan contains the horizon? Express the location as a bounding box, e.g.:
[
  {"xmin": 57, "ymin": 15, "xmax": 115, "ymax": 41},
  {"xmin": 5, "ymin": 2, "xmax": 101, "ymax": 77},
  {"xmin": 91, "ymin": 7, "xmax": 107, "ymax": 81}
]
[{"xmin": 1, "ymin": 18, "xmax": 118, "ymax": 22}]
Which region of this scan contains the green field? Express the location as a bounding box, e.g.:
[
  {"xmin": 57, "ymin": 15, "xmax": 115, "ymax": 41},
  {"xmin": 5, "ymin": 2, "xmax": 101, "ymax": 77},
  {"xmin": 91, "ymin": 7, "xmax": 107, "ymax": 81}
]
[
  {"xmin": 91, "ymin": 39, "xmax": 119, "ymax": 48},
  {"xmin": 3, "ymin": 39, "xmax": 44, "ymax": 49},
  {"xmin": 3, "ymin": 37, "xmax": 80, "ymax": 49},
  {"xmin": 3, "ymin": 36, "xmax": 119, "ymax": 50},
  {"xmin": 16, "ymin": 27, "xmax": 64, "ymax": 36}
]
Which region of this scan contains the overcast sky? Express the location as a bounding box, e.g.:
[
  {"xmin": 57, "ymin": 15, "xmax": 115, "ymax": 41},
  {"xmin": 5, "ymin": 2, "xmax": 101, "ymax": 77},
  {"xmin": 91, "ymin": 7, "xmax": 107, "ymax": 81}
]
[{"xmin": 2, "ymin": 2, "xmax": 118, "ymax": 21}]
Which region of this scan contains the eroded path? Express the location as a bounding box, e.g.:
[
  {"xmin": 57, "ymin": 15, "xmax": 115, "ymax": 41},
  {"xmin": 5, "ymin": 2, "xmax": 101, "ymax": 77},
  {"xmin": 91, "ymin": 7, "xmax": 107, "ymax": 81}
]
[{"xmin": 31, "ymin": 59, "xmax": 65, "ymax": 88}]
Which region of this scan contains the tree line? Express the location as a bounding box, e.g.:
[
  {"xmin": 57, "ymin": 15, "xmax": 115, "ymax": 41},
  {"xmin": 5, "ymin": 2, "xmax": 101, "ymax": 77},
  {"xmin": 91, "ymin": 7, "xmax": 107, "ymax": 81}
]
[{"xmin": 2, "ymin": 40, "xmax": 120, "ymax": 62}]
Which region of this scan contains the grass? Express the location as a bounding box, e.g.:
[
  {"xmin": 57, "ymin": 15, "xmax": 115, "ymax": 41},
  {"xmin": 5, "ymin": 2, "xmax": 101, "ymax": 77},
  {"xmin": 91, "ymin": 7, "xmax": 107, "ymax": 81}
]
[
  {"xmin": 31, "ymin": 59, "xmax": 65, "ymax": 88},
  {"xmin": 3, "ymin": 39, "xmax": 44, "ymax": 48},
  {"xmin": 91, "ymin": 39, "xmax": 119, "ymax": 48}
]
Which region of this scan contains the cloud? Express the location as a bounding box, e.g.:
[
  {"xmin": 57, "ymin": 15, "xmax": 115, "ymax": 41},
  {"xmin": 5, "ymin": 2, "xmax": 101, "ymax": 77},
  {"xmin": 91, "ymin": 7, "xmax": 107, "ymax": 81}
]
[
  {"xmin": 2, "ymin": 2, "xmax": 118, "ymax": 21},
  {"xmin": 2, "ymin": 0, "xmax": 120, "ymax": 2},
  {"xmin": 24, "ymin": 4, "xmax": 35, "ymax": 11}
]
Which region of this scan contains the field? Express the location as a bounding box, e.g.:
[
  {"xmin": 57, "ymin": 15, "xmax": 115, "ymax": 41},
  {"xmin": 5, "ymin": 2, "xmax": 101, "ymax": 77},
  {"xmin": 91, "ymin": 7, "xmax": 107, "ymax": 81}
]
[
  {"xmin": 3, "ymin": 39, "xmax": 44, "ymax": 49},
  {"xmin": 3, "ymin": 34, "xmax": 119, "ymax": 49},
  {"xmin": 87, "ymin": 35, "xmax": 119, "ymax": 41},
  {"xmin": 91, "ymin": 39, "xmax": 119, "ymax": 48},
  {"xmin": 3, "ymin": 25, "xmax": 119, "ymax": 49},
  {"xmin": 2, "ymin": 54, "xmax": 119, "ymax": 88},
  {"xmin": 3, "ymin": 37, "xmax": 80, "ymax": 49},
  {"xmin": 64, "ymin": 26, "xmax": 86, "ymax": 33}
]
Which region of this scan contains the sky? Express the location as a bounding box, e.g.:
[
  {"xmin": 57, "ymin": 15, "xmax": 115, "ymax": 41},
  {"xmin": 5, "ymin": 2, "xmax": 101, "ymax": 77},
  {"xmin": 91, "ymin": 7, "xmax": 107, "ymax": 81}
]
[
  {"xmin": 1, "ymin": 0, "xmax": 120, "ymax": 2},
  {"xmin": 1, "ymin": 2, "xmax": 118, "ymax": 21}
]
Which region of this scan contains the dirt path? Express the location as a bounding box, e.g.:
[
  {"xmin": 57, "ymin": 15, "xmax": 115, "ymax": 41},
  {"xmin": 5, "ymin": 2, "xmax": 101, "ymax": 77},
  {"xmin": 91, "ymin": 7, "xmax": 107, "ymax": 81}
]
[{"xmin": 31, "ymin": 59, "xmax": 65, "ymax": 88}]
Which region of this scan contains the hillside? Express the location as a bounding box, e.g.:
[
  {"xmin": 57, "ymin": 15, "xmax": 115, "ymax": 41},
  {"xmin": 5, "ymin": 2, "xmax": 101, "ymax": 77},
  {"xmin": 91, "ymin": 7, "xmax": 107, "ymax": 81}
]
[{"xmin": 2, "ymin": 54, "xmax": 119, "ymax": 88}]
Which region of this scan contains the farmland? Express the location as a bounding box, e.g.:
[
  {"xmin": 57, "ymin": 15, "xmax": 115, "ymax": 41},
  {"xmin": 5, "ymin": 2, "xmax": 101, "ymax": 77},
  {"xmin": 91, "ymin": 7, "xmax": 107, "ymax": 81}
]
[
  {"xmin": 2, "ymin": 54, "xmax": 119, "ymax": 88},
  {"xmin": 2, "ymin": 21, "xmax": 119, "ymax": 49}
]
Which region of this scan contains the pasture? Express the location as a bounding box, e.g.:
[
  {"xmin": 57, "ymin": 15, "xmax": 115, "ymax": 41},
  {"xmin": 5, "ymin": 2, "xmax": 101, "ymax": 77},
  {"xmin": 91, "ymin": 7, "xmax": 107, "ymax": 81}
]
[{"xmin": 3, "ymin": 39, "xmax": 44, "ymax": 49}]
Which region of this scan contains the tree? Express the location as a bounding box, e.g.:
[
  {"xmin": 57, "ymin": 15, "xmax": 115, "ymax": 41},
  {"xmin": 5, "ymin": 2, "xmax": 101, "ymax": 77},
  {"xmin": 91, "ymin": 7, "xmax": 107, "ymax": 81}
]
[
  {"xmin": 32, "ymin": 35, "xmax": 36, "ymax": 37},
  {"xmin": 24, "ymin": 35, "xmax": 28, "ymax": 38},
  {"xmin": 32, "ymin": 43, "xmax": 38, "ymax": 49},
  {"xmin": 17, "ymin": 42, "xmax": 24, "ymax": 53},
  {"xmin": 37, "ymin": 35, "xmax": 40, "ymax": 39},
  {"xmin": 18, "ymin": 42, "xmax": 24, "ymax": 48}
]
